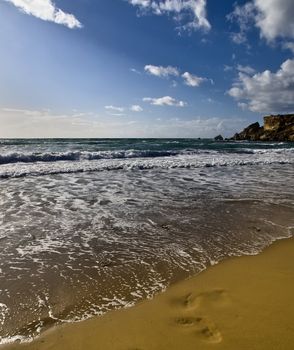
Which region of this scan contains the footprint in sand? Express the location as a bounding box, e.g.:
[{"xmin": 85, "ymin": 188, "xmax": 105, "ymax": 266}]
[
  {"xmin": 182, "ymin": 289, "xmax": 231, "ymax": 310},
  {"xmin": 174, "ymin": 316, "xmax": 222, "ymax": 344},
  {"xmin": 172, "ymin": 289, "xmax": 231, "ymax": 344},
  {"xmin": 175, "ymin": 316, "xmax": 202, "ymax": 327}
]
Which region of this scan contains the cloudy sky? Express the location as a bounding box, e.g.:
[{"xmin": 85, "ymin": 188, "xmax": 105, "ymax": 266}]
[{"xmin": 0, "ymin": 0, "xmax": 293, "ymax": 138}]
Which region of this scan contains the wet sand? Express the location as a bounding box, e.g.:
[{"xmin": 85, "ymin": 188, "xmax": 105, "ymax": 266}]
[{"xmin": 4, "ymin": 236, "xmax": 294, "ymax": 350}]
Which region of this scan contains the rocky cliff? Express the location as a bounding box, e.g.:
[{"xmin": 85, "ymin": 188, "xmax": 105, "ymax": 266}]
[{"xmin": 232, "ymin": 114, "xmax": 294, "ymax": 142}]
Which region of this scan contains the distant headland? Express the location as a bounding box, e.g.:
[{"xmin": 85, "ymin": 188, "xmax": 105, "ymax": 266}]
[{"xmin": 216, "ymin": 114, "xmax": 294, "ymax": 142}]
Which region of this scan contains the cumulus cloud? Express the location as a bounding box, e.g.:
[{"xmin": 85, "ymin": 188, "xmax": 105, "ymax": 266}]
[
  {"xmin": 182, "ymin": 71, "xmax": 210, "ymax": 87},
  {"xmin": 130, "ymin": 105, "xmax": 143, "ymax": 112},
  {"xmin": 104, "ymin": 105, "xmax": 125, "ymax": 112},
  {"xmin": 144, "ymin": 65, "xmax": 179, "ymax": 77},
  {"xmin": 5, "ymin": 0, "xmax": 82, "ymax": 28},
  {"xmin": 143, "ymin": 96, "xmax": 187, "ymax": 107},
  {"xmin": 254, "ymin": 0, "xmax": 294, "ymax": 42},
  {"xmin": 228, "ymin": 59, "xmax": 294, "ymax": 113},
  {"xmin": 145, "ymin": 64, "xmax": 211, "ymax": 87},
  {"xmin": 126, "ymin": 0, "xmax": 211, "ymax": 32},
  {"xmin": 228, "ymin": 0, "xmax": 294, "ymax": 46}
]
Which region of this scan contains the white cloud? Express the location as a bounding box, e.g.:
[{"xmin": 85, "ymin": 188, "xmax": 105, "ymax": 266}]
[
  {"xmin": 145, "ymin": 65, "xmax": 211, "ymax": 87},
  {"xmin": 126, "ymin": 0, "xmax": 211, "ymax": 32},
  {"xmin": 144, "ymin": 65, "xmax": 180, "ymax": 77},
  {"xmin": 130, "ymin": 105, "xmax": 143, "ymax": 112},
  {"xmin": 228, "ymin": 0, "xmax": 294, "ymax": 47},
  {"xmin": 254, "ymin": 0, "xmax": 294, "ymax": 42},
  {"xmin": 237, "ymin": 64, "xmax": 256, "ymax": 75},
  {"xmin": 227, "ymin": 2, "xmax": 255, "ymax": 44},
  {"xmin": 5, "ymin": 0, "xmax": 82, "ymax": 29},
  {"xmin": 105, "ymin": 105, "xmax": 143, "ymax": 114},
  {"xmin": 224, "ymin": 64, "xmax": 255, "ymax": 74},
  {"xmin": 182, "ymin": 71, "xmax": 209, "ymax": 87},
  {"xmin": 143, "ymin": 96, "xmax": 187, "ymax": 107},
  {"xmin": 104, "ymin": 105, "xmax": 125, "ymax": 112},
  {"xmin": 228, "ymin": 58, "xmax": 294, "ymax": 113},
  {"xmin": 283, "ymin": 41, "xmax": 294, "ymax": 54},
  {"xmin": 230, "ymin": 32, "xmax": 247, "ymax": 45}
]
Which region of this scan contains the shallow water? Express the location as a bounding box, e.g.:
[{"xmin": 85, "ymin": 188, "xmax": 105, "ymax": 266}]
[{"xmin": 0, "ymin": 139, "xmax": 293, "ymax": 344}]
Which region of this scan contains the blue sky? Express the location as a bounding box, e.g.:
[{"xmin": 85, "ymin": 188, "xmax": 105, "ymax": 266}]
[{"xmin": 0, "ymin": 0, "xmax": 293, "ymax": 138}]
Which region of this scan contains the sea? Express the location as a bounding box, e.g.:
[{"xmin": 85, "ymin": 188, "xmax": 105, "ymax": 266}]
[{"xmin": 0, "ymin": 138, "xmax": 293, "ymax": 344}]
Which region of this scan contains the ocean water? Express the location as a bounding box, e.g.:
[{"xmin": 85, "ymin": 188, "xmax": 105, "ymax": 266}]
[{"xmin": 0, "ymin": 138, "xmax": 294, "ymax": 344}]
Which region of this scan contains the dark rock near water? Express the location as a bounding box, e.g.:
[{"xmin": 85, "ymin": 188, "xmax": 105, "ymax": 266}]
[
  {"xmin": 231, "ymin": 114, "xmax": 294, "ymax": 142},
  {"xmin": 214, "ymin": 134, "xmax": 224, "ymax": 141},
  {"xmin": 232, "ymin": 122, "xmax": 264, "ymax": 141}
]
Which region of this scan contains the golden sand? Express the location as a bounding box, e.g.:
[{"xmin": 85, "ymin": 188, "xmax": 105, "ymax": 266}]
[{"xmin": 4, "ymin": 237, "xmax": 294, "ymax": 350}]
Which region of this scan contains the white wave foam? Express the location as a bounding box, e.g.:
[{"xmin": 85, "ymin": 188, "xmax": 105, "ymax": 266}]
[
  {"xmin": 0, "ymin": 303, "xmax": 9, "ymax": 326},
  {"xmin": 0, "ymin": 150, "xmax": 293, "ymax": 178}
]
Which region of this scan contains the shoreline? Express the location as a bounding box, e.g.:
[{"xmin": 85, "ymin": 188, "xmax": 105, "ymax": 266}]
[{"xmin": 3, "ymin": 235, "xmax": 294, "ymax": 350}]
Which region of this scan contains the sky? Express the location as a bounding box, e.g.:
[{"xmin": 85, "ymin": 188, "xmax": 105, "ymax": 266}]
[{"xmin": 0, "ymin": 0, "xmax": 293, "ymax": 138}]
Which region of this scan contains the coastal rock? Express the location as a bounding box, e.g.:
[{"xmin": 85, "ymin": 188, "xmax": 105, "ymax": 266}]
[
  {"xmin": 232, "ymin": 122, "xmax": 263, "ymax": 141},
  {"xmin": 214, "ymin": 134, "xmax": 224, "ymax": 141},
  {"xmin": 231, "ymin": 114, "xmax": 294, "ymax": 142}
]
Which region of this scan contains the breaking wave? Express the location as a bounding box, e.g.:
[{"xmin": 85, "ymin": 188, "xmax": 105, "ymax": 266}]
[
  {"xmin": 0, "ymin": 147, "xmax": 293, "ymax": 166},
  {"xmin": 0, "ymin": 150, "xmax": 293, "ymax": 178}
]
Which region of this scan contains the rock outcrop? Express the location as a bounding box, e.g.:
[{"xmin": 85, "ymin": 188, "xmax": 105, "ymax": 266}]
[
  {"xmin": 214, "ymin": 134, "xmax": 224, "ymax": 141},
  {"xmin": 231, "ymin": 114, "xmax": 294, "ymax": 142}
]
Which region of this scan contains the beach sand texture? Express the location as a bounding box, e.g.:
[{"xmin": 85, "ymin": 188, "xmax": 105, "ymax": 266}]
[{"xmin": 5, "ymin": 236, "xmax": 294, "ymax": 350}]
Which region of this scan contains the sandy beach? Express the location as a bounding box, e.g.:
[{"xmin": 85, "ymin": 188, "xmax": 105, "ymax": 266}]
[
  {"xmin": 1, "ymin": 0, "xmax": 294, "ymax": 348},
  {"xmin": 3, "ymin": 235, "xmax": 294, "ymax": 350}
]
